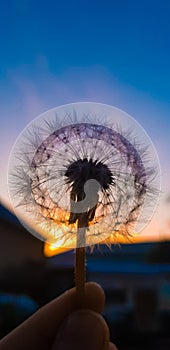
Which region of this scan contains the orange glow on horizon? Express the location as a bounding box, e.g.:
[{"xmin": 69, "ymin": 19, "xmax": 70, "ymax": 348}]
[
  {"xmin": 1, "ymin": 200, "xmax": 169, "ymax": 258},
  {"xmin": 44, "ymin": 243, "xmax": 71, "ymax": 257},
  {"xmin": 43, "ymin": 231, "xmax": 163, "ymax": 257}
]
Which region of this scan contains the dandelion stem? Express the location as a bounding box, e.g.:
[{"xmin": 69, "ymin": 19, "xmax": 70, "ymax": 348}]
[
  {"xmin": 75, "ymin": 219, "xmax": 86, "ymax": 308},
  {"xmin": 75, "ymin": 246, "xmax": 85, "ymax": 308}
]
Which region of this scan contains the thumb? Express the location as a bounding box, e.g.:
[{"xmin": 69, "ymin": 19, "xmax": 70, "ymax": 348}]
[{"xmin": 52, "ymin": 309, "xmax": 110, "ymax": 350}]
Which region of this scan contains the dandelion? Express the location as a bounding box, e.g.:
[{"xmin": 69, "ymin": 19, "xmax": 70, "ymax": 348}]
[{"xmin": 8, "ymin": 102, "xmax": 161, "ymax": 306}]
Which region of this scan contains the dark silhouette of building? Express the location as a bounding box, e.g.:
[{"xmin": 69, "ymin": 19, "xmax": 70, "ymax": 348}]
[{"xmin": 0, "ymin": 202, "xmax": 44, "ymax": 273}]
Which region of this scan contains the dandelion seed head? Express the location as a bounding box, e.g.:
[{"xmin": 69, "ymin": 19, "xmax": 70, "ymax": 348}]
[{"xmin": 8, "ymin": 102, "xmax": 161, "ymax": 248}]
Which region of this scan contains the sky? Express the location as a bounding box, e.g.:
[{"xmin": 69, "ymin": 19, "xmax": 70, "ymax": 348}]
[{"xmin": 0, "ymin": 0, "xmax": 170, "ymax": 242}]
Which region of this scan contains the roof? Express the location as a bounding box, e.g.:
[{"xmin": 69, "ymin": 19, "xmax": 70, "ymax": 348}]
[
  {"xmin": 87, "ymin": 261, "xmax": 170, "ymax": 275},
  {"xmin": 0, "ymin": 202, "xmax": 20, "ymax": 225}
]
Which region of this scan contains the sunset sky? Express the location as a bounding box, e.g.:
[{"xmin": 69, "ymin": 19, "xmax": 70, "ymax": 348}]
[{"xmin": 0, "ymin": 0, "xmax": 170, "ymax": 242}]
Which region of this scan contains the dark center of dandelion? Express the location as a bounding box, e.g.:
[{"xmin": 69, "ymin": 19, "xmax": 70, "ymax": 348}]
[{"xmin": 65, "ymin": 158, "xmax": 113, "ymax": 227}]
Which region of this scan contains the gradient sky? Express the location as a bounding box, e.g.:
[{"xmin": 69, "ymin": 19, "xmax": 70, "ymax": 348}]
[{"xmin": 0, "ymin": 0, "xmax": 170, "ymax": 241}]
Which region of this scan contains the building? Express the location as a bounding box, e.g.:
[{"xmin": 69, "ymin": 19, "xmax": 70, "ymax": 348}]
[{"xmin": 0, "ymin": 202, "xmax": 44, "ymax": 273}]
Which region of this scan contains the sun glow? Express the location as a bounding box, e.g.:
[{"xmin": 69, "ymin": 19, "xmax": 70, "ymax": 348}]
[
  {"xmin": 44, "ymin": 243, "xmax": 70, "ymax": 257},
  {"xmin": 43, "ymin": 230, "xmax": 140, "ymax": 257}
]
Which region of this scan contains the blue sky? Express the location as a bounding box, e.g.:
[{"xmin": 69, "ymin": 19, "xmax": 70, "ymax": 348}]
[
  {"xmin": 1, "ymin": 0, "xmax": 170, "ymax": 101},
  {"xmin": 0, "ymin": 0, "xmax": 170, "ymax": 240}
]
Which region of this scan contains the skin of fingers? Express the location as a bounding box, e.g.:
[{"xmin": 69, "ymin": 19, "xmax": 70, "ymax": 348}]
[
  {"xmin": 51, "ymin": 311, "xmax": 119, "ymax": 350},
  {"xmin": 52, "ymin": 309, "xmax": 110, "ymax": 350},
  {"xmin": 0, "ymin": 282, "xmax": 105, "ymax": 350},
  {"xmin": 108, "ymin": 342, "xmax": 118, "ymax": 350}
]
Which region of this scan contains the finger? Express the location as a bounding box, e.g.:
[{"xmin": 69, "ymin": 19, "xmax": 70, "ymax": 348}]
[
  {"xmin": 0, "ymin": 282, "xmax": 105, "ymax": 350},
  {"xmin": 52, "ymin": 310, "xmax": 110, "ymax": 350},
  {"xmin": 108, "ymin": 342, "xmax": 118, "ymax": 350}
]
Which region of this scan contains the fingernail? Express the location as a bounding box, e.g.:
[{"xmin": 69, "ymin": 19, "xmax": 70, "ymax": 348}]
[{"xmin": 52, "ymin": 310, "xmax": 109, "ymax": 350}]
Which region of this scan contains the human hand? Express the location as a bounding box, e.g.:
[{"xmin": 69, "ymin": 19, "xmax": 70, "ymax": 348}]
[{"xmin": 0, "ymin": 282, "xmax": 117, "ymax": 350}]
